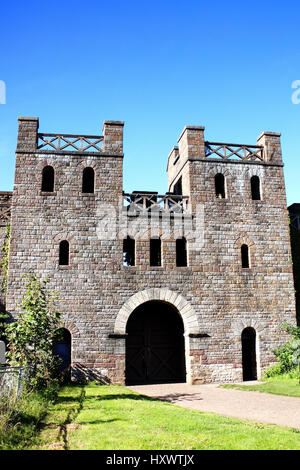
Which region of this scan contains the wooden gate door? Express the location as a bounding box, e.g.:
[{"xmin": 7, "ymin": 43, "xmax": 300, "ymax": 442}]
[{"xmin": 125, "ymin": 301, "xmax": 186, "ymax": 385}]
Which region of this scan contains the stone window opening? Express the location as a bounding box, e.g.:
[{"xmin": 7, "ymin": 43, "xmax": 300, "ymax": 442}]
[
  {"xmin": 251, "ymin": 175, "xmax": 261, "ymax": 201},
  {"xmin": 241, "ymin": 244, "xmax": 250, "ymax": 268},
  {"xmin": 176, "ymin": 237, "xmax": 187, "ymax": 267},
  {"xmin": 173, "ymin": 177, "xmax": 182, "ymax": 196},
  {"xmin": 215, "ymin": 173, "xmax": 226, "ymax": 199},
  {"xmin": 41, "ymin": 165, "xmax": 54, "ymax": 192},
  {"xmin": 150, "ymin": 238, "xmax": 161, "ymax": 267},
  {"xmin": 82, "ymin": 167, "xmax": 95, "ymax": 193},
  {"xmin": 123, "ymin": 236, "xmax": 135, "ymax": 267},
  {"xmin": 59, "ymin": 240, "xmax": 70, "ymax": 266}
]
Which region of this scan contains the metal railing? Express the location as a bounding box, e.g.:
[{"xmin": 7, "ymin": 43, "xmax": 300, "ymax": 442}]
[
  {"xmin": 37, "ymin": 133, "xmax": 104, "ymax": 152},
  {"xmin": 0, "ymin": 366, "xmax": 32, "ymax": 399},
  {"xmin": 205, "ymin": 141, "xmax": 264, "ymax": 162}
]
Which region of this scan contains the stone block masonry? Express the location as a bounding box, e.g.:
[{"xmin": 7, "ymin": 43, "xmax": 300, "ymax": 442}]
[{"xmin": 3, "ymin": 117, "xmax": 297, "ymax": 385}]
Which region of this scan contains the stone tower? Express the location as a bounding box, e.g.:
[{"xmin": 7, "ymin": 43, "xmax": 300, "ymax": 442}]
[{"xmin": 4, "ymin": 118, "xmax": 297, "ymax": 384}]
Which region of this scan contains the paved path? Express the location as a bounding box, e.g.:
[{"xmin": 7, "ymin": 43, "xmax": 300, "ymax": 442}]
[{"xmin": 128, "ymin": 383, "xmax": 300, "ymax": 430}]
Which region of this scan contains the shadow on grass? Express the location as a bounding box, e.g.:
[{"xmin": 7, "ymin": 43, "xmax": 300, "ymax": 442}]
[
  {"xmin": 56, "ymin": 393, "xmax": 158, "ymax": 404},
  {"xmin": 57, "ymin": 387, "xmax": 86, "ymax": 450},
  {"xmin": 56, "ymin": 391, "xmax": 203, "ymax": 408}
]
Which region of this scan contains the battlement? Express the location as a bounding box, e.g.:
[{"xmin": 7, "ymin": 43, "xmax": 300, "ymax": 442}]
[
  {"xmin": 16, "ymin": 117, "xmax": 124, "ymax": 155},
  {"xmin": 167, "ymin": 126, "xmax": 282, "ymax": 173},
  {"xmin": 167, "ymin": 125, "xmax": 283, "ymax": 199}
]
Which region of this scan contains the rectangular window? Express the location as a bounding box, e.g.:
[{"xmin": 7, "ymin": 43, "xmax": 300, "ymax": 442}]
[
  {"xmin": 123, "ymin": 237, "xmax": 135, "ymax": 266},
  {"xmin": 176, "ymin": 238, "xmax": 187, "ymax": 267},
  {"xmin": 59, "ymin": 240, "xmax": 69, "ymax": 266},
  {"xmin": 150, "ymin": 238, "xmax": 161, "ymax": 266},
  {"xmin": 173, "ymin": 177, "xmax": 182, "ymax": 196}
]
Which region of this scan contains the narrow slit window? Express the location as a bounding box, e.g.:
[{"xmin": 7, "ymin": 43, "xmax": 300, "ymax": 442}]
[
  {"xmin": 215, "ymin": 173, "xmax": 225, "ymax": 199},
  {"xmin": 176, "ymin": 237, "xmax": 187, "ymax": 267},
  {"xmin": 251, "ymin": 176, "xmax": 261, "ymax": 200},
  {"xmin": 123, "ymin": 237, "xmax": 135, "ymax": 266},
  {"xmin": 41, "ymin": 166, "xmax": 54, "ymax": 192},
  {"xmin": 150, "ymin": 238, "xmax": 161, "ymax": 266},
  {"xmin": 241, "ymin": 244, "xmax": 249, "ymax": 268},
  {"xmin": 82, "ymin": 167, "xmax": 95, "ymax": 193},
  {"xmin": 59, "ymin": 240, "xmax": 70, "ymax": 266}
]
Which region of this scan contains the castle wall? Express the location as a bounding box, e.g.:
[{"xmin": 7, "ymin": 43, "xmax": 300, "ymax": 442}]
[{"xmin": 5, "ymin": 118, "xmax": 297, "ymax": 384}]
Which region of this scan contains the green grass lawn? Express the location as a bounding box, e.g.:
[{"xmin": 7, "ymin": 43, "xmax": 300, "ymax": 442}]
[
  {"xmin": 27, "ymin": 382, "xmax": 300, "ymax": 450},
  {"xmin": 221, "ymin": 374, "xmax": 300, "ymax": 398}
]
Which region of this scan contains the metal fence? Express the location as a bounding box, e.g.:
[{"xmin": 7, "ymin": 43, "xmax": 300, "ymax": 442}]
[{"xmin": 0, "ymin": 366, "xmax": 32, "ymax": 399}]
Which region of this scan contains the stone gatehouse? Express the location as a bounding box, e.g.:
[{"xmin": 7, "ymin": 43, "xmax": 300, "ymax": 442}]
[{"xmin": 0, "ymin": 116, "xmax": 297, "ymax": 384}]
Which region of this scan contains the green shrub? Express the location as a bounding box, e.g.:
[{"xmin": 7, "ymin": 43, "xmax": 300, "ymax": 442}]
[
  {"xmin": 264, "ymin": 322, "xmax": 300, "ymax": 379},
  {"xmin": 6, "ymin": 274, "xmax": 63, "ymax": 391},
  {"xmin": 263, "ymin": 363, "xmax": 283, "ymax": 378},
  {"xmin": 273, "ymin": 342, "xmax": 296, "ymax": 373}
]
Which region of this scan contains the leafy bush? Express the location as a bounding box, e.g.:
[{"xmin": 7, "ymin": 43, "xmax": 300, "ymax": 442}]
[
  {"xmin": 273, "ymin": 342, "xmax": 296, "ymax": 373},
  {"xmin": 264, "ymin": 322, "xmax": 300, "ymax": 379},
  {"xmin": 263, "ymin": 362, "xmax": 298, "ymax": 379},
  {"xmin": 5, "ymin": 274, "xmax": 63, "ymax": 391}
]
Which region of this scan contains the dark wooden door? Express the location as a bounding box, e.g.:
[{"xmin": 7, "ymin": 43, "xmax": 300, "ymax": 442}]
[{"xmin": 125, "ymin": 301, "xmax": 186, "ymax": 385}]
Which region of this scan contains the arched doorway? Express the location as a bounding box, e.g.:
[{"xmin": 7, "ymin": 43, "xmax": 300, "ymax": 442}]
[
  {"xmin": 241, "ymin": 327, "xmax": 257, "ymax": 381},
  {"xmin": 53, "ymin": 328, "xmax": 71, "ymax": 381},
  {"xmin": 125, "ymin": 301, "xmax": 186, "ymax": 385}
]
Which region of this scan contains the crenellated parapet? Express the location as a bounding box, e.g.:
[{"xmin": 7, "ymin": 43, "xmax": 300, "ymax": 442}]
[{"xmin": 16, "ymin": 117, "xmax": 124, "ymax": 156}]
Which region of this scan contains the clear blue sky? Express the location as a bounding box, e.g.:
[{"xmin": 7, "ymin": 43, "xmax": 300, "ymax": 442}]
[{"xmin": 0, "ymin": 0, "xmax": 299, "ymax": 205}]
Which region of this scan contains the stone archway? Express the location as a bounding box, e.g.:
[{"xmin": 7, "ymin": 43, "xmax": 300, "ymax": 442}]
[
  {"xmin": 114, "ymin": 289, "xmax": 199, "ymax": 385},
  {"xmin": 114, "ymin": 288, "xmax": 199, "ymax": 336}
]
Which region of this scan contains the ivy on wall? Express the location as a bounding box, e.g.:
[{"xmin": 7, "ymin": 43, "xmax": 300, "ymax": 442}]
[{"xmin": 0, "ymin": 224, "xmax": 11, "ymax": 295}]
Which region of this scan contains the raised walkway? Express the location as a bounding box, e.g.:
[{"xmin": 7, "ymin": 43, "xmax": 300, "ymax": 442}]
[{"xmin": 129, "ymin": 382, "xmax": 300, "ymax": 430}]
